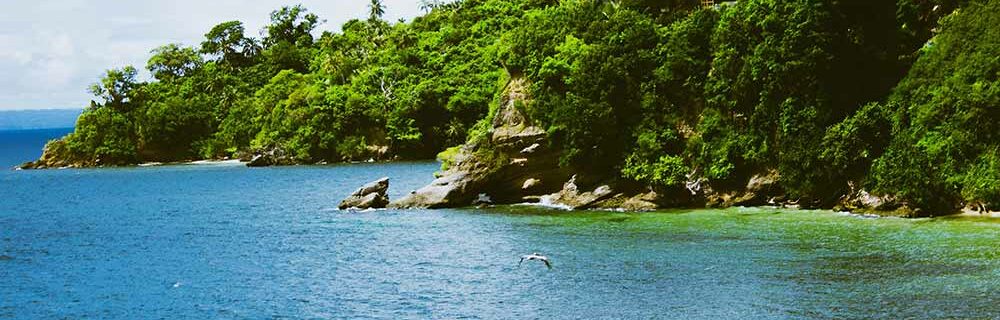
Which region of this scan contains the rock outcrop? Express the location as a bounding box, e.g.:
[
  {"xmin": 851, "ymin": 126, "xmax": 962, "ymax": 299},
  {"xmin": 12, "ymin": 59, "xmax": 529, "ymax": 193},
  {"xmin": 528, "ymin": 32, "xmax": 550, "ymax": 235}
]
[
  {"xmin": 246, "ymin": 147, "xmax": 295, "ymax": 167},
  {"xmin": 18, "ymin": 138, "xmax": 92, "ymax": 169},
  {"xmin": 541, "ymin": 175, "xmax": 616, "ymax": 209},
  {"xmin": 388, "ymin": 76, "xmax": 923, "ymax": 216},
  {"xmin": 702, "ymin": 170, "xmax": 784, "ymax": 207},
  {"xmin": 340, "ymin": 177, "xmax": 390, "ymax": 210},
  {"xmin": 833, "ymin": 182, "xmax": 912, "ymax": 216},
  {"xmin": 391, "ymin": 76, "xmax": 571, "ymax": 209},
  {"xmin": 389, "ymin": 76, "xmax": 684, "ymax": 211}
]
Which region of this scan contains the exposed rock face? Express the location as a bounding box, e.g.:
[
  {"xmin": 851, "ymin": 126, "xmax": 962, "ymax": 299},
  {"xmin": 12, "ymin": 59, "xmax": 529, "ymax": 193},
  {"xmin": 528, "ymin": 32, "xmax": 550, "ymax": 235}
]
[
  {"xmin": 390, "ymin": 76, "xmax": 915, "ymax": 216},
  {"xmin": 542, "ymin": 175, "xmax": 616, "ymax": 210},
  {"xmin": 390, "ymin": 76, "xmax": 698, "ymax": 212},
  {"xmin": 18, "ymin": 138, "xmax": 87, "ymax": 169},
  {"xmin": 834, "ymin": 182, "xmax": 905, "ymax": 214},
  {"xmin": 618, "ymin": 191, "xmax": 663, "ymax": 211},
  {"xmin": 246, "ymin": 147, "xmax": 294, "ymax": 167},
  {"xmin": 391, "ymin": 77, "xmax": 571, "ymax": 209},
  {"xmin": 390, "ymin": 167, "xmax": 481, "ymax": 208},
  {"xmin": 703, "ymin": 170, "xmax": 783, "ymax": 207},
  {"xmin": 340, "ymin": 177, "xmax": 390, "ymax": 210}
]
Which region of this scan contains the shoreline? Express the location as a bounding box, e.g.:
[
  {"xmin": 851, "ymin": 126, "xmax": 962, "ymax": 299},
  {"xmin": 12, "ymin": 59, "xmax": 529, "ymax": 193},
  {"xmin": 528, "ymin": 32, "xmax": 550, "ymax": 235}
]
[
  {"xmin": 139, "ymin": 159, "xmax": 245, "ymax": 167},
  {"xmin": 18, "ymin": 156, "xmax": 1000, "ymax": 220}
]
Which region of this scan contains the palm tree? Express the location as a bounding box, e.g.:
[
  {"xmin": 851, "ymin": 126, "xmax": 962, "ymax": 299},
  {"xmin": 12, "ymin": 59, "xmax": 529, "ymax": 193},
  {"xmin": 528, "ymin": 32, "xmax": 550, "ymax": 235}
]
[
  {"xmin": 419, "ymin": 0, "xmax": 441, "ymax": 13},
  {"xmin": 369, "ymin": 0, "xmax": 386, "ymax": 22}
]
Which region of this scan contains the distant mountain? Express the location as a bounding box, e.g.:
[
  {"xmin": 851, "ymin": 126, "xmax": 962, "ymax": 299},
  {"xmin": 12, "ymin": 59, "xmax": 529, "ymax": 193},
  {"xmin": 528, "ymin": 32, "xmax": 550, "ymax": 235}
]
[{"xmin": 0, "ymin": 109, "xmax": 82, "ymax": 130}]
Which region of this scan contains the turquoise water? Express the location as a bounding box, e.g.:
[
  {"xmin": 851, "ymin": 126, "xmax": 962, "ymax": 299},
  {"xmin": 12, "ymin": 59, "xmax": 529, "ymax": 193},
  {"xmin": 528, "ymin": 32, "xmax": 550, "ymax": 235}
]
[{"xmin": 3, "ymin": 130, "xmax": 1000, "ymax": 319}]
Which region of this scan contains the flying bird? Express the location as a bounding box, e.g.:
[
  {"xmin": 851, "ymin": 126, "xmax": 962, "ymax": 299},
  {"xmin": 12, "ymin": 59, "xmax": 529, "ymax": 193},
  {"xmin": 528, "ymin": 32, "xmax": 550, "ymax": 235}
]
[{"xmin": 519, "ymin": 253, "xmax": 552, "ymax": 269}]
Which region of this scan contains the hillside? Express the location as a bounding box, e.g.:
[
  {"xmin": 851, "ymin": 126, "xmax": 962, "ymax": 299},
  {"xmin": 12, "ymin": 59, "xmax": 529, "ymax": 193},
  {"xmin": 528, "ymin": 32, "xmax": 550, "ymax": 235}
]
[{"xmin": 25, "ymin": 0, "xmax": 1000, "ymax": 215}]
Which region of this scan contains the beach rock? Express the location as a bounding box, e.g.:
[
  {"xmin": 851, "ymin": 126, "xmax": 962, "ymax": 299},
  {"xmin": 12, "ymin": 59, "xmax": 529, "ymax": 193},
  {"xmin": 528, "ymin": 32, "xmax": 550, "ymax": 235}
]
[
  {"xmin": 835, "ymin": 182, "xmax": 901, "ymax": 213},
  {"xmin": 543, "ymin": 175, "xmax": 616, "ymax": 210},
  {"xmin": 246, "ymin": 147, "xmax": 293, "ymax": 167},
  {"xmin": 390, "ymin": 165, "xmax": 484, "ymax": 208},
  {"xmin": 247, "ymin": 154, "xmax": 270, "ymax": 167},
  {"xmin": 704, "ymin": 170, "xmax": 783, "ymax": 207},
  {"xmin": 619, "ymin": 191, "xmax": 662, "ymax": 211},
  {"xmin": 340, "ymin": 177, "xmax": 390, "ymax": 210}
]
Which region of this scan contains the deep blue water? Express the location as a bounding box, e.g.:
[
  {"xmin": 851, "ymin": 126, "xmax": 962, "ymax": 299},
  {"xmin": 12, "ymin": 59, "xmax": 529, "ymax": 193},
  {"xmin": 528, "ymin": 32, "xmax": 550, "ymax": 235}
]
[
  {"xmin": 0, "ymin": 128, "xmax": 73, "ymax": 169},
  {"xmin": 0, "ymin": 110, "xmax": 82, "ymax": 131},
  {"xmin": 3, "ymin": 129, "xmax": 1000, "ymax": 319}
]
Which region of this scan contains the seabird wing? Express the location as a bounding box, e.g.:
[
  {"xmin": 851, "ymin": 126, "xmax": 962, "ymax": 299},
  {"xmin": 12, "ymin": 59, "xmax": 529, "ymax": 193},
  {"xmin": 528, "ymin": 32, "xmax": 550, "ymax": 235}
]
[{"xmin": 543, "ymin": 259, "xmax": 552, "ymax": 269}]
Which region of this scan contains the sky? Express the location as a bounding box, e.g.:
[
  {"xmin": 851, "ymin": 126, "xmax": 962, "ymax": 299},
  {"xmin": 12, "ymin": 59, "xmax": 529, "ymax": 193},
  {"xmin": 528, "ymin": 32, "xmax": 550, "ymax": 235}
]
[{"xmin": 0, "ymin": 1, "xmax": 423, "ymax": 111}]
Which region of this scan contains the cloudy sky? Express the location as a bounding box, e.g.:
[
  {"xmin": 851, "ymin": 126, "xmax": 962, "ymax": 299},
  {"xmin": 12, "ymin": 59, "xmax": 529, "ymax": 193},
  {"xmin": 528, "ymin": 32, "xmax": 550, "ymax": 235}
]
[{"xmin": 0, "ymin": 1, "xmax": 423, "ymax": 110}]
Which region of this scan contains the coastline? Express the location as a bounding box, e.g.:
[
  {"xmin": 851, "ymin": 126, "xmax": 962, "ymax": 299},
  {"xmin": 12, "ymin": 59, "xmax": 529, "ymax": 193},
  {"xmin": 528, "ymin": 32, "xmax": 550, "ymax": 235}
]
[{"xmin": 16, "ymin": 153, "xmax": 1000, "ymax": 219}]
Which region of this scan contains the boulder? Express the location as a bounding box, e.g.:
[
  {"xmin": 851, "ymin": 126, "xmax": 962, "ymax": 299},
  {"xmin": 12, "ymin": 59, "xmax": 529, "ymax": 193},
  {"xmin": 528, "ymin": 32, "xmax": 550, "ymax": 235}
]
[
  {"xmin": 619, "ymin": 191, "xmax": 662, "ymax": 211},
  {"xmin": 835, "ymin": 182, "xmax": 901, "ymax": 213},
  {"xmin": 390, "ymin": 169, "xmax": 482, "ymax": 208},
  {"xmin": 246, "ymin": 147, "xmax": 294, "ymax": 167},
  {"xmin": 543, "ymin": 175, "xmax": 616, "ymax": 210},
  {"xmin": 340, "ymin": 177, "xmax": 390, "ymax": 210},
  {"xmin": 703, "ymin": 170, "xmax": 783, "ymax": 207},
  {"xmin": 247, "ymin": 154, "xmax": 272, "ymax": 167}
]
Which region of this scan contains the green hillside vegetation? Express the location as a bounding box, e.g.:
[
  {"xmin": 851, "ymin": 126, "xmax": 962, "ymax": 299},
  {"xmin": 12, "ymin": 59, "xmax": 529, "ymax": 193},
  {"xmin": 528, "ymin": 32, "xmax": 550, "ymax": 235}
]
[{"xmin": 35, "ymin": 0, "xmax": 1000, "ymax": 215}]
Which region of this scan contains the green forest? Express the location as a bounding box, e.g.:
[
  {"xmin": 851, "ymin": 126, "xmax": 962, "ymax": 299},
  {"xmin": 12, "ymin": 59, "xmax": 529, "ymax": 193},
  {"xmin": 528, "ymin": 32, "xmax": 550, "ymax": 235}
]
[{"xmin": 33, "ymin": 0, "xmax": 1000, "ymax": 214}]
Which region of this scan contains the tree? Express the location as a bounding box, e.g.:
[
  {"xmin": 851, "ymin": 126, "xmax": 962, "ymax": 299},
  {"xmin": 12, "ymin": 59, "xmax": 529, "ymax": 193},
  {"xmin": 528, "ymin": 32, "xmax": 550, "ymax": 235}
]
[
  {"xmin": 89, "ymin": 66, "xmax": 140, "ymax": 112},
  {"xmin": 369, "ymin": 0, "xmax": 386, "ymax": 22},
  {"xmin": 419, "ymin": 0, "xmax": 441, "ymax": 13},
  {"xmin": 200, "ymin": 21, "xmax": 258, "ymax": 66},
  {"xmin": 264, "ymin": 5, "xmax": 321, "ymax": 48},
  {"xmin": 147, "ymin": 44, "xmax": 203, "ymax": 81}
]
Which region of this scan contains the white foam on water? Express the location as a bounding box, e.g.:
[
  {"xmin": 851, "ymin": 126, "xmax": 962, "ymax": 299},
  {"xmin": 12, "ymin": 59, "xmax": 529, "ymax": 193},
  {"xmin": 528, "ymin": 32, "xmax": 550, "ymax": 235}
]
[
  {"xmin": 833, "ymin": 211, "xmax": 887, "ymax": 219},
  {"xmin": 514, "ymin": 195, "xmax": 573, "ymax": 210},
  {"xmin": 187, "ymin": 159, "xmax": 243, "ymax": 166}
]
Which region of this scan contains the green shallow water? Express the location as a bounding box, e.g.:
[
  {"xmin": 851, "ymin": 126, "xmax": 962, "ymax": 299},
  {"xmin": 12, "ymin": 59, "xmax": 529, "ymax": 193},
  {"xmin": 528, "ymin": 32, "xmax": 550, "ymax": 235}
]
[{"xmin": 479, "ymin": 206, "xmax": 1000, "ymax": 318}]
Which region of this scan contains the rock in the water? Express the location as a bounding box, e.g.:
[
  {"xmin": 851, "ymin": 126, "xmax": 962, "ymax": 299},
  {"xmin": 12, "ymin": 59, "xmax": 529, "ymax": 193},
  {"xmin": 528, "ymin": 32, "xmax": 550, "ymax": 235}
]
[
  {"xmin": 619, "ymin": 191, "xmax": 661, "ymax": 211},
  {"xmin": 340, "ymin": 177, "xmax": 390, "ymax": 210},
  {"xmin": 390, "ymin": 170, "xmax": 479, "ymax": 208},
  {"xmin": 543, "ymin": 175, "xmax": 616, "ymax": 209}
]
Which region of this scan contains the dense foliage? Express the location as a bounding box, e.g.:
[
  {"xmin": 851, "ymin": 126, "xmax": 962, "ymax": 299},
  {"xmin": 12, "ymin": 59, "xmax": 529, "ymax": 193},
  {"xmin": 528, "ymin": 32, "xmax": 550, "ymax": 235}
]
[
  {"xmin": 44, "ymin": 0, "xmax": 998, "ymax": 214},
  {"xmin": 51, "ymin": 1, "xmax": 526, "ymax": 165}
]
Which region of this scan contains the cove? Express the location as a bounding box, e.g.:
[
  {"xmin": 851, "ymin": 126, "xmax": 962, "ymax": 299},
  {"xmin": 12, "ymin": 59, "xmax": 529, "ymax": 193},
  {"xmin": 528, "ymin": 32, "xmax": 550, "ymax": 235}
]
[{"xmin": 3, "ymin": 159, "xmax": 999, "ymax": 319}]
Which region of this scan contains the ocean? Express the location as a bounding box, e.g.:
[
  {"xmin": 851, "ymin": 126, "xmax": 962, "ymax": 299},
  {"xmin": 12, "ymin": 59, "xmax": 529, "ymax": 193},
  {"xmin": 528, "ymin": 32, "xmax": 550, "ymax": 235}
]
[{"xmin": 2, "ymin": 128, "xmax": 1000, "ymax": 319}]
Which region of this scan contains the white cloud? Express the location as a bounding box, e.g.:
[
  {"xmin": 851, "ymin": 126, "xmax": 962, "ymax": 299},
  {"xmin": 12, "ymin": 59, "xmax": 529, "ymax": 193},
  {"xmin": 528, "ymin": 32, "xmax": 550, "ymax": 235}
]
[{"xmin": 0, "ymin": 0, "xmax": 422, "ymax": 110}]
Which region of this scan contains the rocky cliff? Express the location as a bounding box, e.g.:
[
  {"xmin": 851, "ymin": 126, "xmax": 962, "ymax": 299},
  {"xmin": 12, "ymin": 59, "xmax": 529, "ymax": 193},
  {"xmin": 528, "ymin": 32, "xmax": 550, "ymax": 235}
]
[
  {"xmin": 390, "ymin": 76, "xmax": 921, "ymax": 216},
  {"xmin": 391, "ymin": 77, "xmax": 686, "ymax": 210}
]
